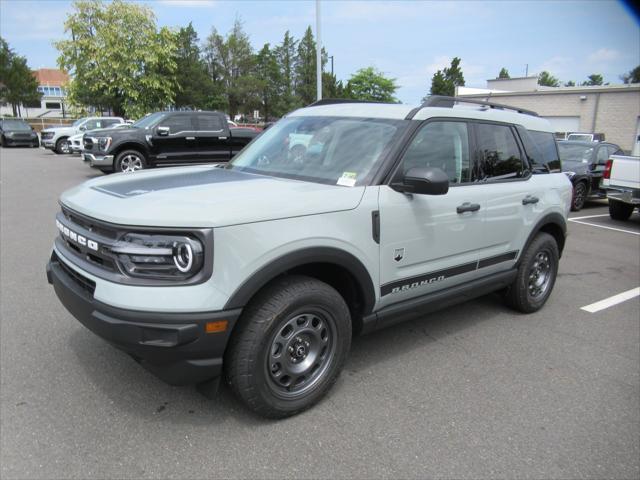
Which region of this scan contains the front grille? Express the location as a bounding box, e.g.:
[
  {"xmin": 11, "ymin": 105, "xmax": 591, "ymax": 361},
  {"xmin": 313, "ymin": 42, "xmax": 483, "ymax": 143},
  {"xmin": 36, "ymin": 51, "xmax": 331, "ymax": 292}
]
[
  {"xmin": 13, "ymin": 133, "xmax": 32, "ymax": 140},
  {"xmin": 53, "ymin": 252, "xmax": 96, "ymax": 295},
  {"xmin": 83, "ymin": 137, "xmax": 94, "ymax": 150}
]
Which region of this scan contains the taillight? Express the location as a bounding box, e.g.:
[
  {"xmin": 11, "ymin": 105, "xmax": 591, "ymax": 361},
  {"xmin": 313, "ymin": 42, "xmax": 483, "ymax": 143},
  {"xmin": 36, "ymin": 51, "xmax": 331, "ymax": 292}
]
[{"xmin": 603, "ymin": 159, "xmax": 613, "ymax": 179}]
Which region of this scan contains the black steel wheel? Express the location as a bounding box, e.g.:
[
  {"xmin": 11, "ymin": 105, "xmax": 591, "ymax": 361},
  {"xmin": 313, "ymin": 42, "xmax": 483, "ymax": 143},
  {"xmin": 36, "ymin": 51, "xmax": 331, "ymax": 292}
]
[
  {"xmin": 571, "ymin": 181, "xmax": 587, "ymax": 211},
  {"xmin": 505, "ymin": 232, "xmax": 559, "ymax": 313},
  {"xmin": 225, "ymin": 275, "xmax": 351, "ymax": 418}
]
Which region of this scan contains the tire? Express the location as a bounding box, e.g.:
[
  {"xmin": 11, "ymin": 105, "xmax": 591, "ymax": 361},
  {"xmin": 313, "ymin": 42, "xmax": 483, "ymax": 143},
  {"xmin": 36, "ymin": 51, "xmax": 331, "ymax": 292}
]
[
  {"xmin": 225, "ymin": 275, "xmax": 352, "ymax": 418},
  {"xmin": 608, "ymin": 199, "xmax": 634, "ymax": 221},
  {"xmin": 114, "ymin": 149, "xmax": 146, "ymax": 173},
  {"xmin": 504, "ymin": 232, "xmax": 559, "ymax": 313},
  {"xmin": 54, "ymin": 138, "xmax": 70, "ymax": 154},
  {"xmin": 570, "ymin": 181, "xmax": 588, "ymax": 211}
]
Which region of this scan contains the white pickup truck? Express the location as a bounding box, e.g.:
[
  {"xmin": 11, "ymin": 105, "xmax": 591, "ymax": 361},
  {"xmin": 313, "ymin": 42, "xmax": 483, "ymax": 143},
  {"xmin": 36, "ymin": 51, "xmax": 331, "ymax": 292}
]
[{"xmin": 602, "ymin": 155, "xmax": 640, "ymax": 220}]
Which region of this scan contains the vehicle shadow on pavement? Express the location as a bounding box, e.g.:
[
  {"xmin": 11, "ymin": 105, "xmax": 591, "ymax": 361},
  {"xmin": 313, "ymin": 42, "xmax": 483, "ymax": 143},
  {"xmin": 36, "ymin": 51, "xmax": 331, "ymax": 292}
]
[{"xmin": 65, "ymin": 293, "xmax": 507, "ymax": 423}]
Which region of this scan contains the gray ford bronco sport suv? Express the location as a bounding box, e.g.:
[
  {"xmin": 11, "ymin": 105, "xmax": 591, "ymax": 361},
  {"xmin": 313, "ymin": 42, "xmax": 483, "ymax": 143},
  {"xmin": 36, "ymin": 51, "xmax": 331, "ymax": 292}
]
[{"xmin": 47, "ymin": 97, "xmax": 571, "ymax": 418}]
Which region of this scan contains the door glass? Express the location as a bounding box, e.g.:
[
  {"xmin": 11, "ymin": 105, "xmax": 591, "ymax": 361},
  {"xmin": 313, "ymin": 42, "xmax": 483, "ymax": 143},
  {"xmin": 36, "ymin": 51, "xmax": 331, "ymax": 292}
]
[
  {"xmin": 196, "ymin": 114, "xmax": 223, "ymax": 132},
  {"xmin": 476, "ymin": 123, "xmax": 525, "ymax": 180},
  {"xmin": 160, "ymin": 115, "xmax": 192, "ymax": 134},
  {"xmin": 400, "ymin": 121, "xmax": 471, "ymax": 184}
]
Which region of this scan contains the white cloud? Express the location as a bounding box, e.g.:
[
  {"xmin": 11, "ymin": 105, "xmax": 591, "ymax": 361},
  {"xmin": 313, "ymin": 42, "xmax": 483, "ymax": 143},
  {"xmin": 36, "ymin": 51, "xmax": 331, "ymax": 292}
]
[
  {"xmin": 158, "ymin": 0, "xmax": 216, "ymax": 7},
  {"xmin": 587, "ymin": 48, "xmax": 621, "ymax": 63}
]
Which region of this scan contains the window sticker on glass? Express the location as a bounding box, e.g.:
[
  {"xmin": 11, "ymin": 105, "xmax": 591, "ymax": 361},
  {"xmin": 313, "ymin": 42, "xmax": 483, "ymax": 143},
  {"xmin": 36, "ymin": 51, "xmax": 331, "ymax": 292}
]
[{"xmin": 337, "ymin": 172, "xmax": 357, "ymax": 187}]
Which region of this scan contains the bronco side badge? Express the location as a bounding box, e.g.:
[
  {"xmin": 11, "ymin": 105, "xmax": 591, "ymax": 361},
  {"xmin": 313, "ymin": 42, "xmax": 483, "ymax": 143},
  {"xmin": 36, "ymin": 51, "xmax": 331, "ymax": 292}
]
[{"xmin": 394, "ymin": 248, "xmax": 404, "ymax": 262}]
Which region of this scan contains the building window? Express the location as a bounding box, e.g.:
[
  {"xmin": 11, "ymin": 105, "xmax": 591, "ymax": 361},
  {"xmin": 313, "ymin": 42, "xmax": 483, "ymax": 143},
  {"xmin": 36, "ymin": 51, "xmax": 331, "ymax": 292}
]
[{"xmin": 45, "ymin": 102, "xmax": 61, "ymax": 109}]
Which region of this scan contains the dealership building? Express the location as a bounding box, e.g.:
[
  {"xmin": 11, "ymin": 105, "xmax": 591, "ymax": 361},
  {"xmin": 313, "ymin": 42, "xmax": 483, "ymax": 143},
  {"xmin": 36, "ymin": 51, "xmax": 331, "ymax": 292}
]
[
  {"xmin": 458, "ymin": 77, "xmax": 640, "ymax": 152},
  {"xmin": 0, "ymin": 68, "xmax": 70, "ymax": 118}
]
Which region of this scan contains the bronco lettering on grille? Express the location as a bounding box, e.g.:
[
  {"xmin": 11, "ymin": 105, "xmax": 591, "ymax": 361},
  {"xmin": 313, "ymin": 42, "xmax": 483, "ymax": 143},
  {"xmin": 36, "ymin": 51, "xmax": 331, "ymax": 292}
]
[{"xmin": 56, "ymin": 219, "xmax": 98, "ymax": 251}]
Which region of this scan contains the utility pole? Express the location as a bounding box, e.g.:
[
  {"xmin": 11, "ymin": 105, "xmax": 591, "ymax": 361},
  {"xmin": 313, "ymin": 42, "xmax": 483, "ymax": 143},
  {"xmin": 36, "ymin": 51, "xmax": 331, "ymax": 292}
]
[
  {"xmin": 316, "ymin": 0, "xmax": 322, "ymax": 101},
  {"xmin": 329, "ymin": 55, "xmax": 334, "ymax": 76},
  {"xmin": 525, "ymin": 64, "xmax": 529, "ymax": 77}
]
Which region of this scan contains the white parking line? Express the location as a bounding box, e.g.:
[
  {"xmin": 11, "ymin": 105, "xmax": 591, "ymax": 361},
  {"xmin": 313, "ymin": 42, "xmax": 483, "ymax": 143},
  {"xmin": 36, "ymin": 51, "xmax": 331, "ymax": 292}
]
[
  {"xmin": 581, "ymin": 287, "xmax": 640, "ymax": 313},
  {"xmin": 568, "ymin": 219, "xmax": 640, "ymax": 235},
  {"xmin": 569, "ymin": 214, "xmax": 611, "ymax": 220}
]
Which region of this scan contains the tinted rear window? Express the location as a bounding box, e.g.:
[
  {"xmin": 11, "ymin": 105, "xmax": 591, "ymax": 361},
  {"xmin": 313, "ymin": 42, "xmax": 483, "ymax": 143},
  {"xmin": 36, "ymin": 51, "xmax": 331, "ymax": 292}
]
[{"xmin": 525, "ymin": 130, "xmax": 561, "ymax": 173}]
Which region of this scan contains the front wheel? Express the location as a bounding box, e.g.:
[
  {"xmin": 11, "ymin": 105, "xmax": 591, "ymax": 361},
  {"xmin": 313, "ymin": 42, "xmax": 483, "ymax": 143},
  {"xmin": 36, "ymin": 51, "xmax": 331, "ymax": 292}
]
[
  {"xmin": 55, "ymin": 138, "xmax": 70, "ymax": 154},
  {"xmin": 504, "ymin": 232, "xmax": 559, "ymax": 313},
  {"xmin": 608, "ymin": 199, "xmax": 634, "ymax": 221},
  {"xmin": 225, "ymin": 275, "xmax": 352, "ymax": 418},
  {"xmin": 114, "ymin": 150, "xmax": 146, "ymax": 173}
]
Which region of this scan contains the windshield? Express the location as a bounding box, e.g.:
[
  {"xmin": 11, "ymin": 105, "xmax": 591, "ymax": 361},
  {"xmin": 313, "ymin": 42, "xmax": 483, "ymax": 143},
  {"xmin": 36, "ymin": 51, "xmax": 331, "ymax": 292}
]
[
  {"xmin": 71, "ymin": 118, "xmax": 85, "ymax": 127},
  {"xmin": 228, "ymin": 116, "xmax": 406, "ymax": 186},
  {"xmin": 558, "ymin": 143, "xmax": 593, "ymax": 163},
  {"xmin": 1, "ymin": 120, "xmax": 31, "ymax": 131},
  {"xmin": 132, "ymin": 112, "xmax": 168, "ymax": 129}
]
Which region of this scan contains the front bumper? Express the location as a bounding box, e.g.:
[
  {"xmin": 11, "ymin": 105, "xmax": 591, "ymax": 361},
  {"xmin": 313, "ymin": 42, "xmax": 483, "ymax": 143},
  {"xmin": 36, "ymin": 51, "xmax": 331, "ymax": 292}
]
[
  {"xmin": 83, "ymin": 152, "xmax": 114, "ymax": 167},
  {"xmin": 46, "ymin": 252, "xmax": 241, "ymax": 385}
]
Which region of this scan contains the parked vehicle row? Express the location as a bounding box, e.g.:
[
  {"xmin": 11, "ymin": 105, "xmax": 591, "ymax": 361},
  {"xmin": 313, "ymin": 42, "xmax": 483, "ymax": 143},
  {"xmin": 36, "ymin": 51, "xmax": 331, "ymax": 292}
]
[
  {"xmin": 40, "ymin": 116, "xmax": 126, "ymax": 154},
  {"xmin": 557, "ymin": 139, "xmax": 624, "ymax": 211}
]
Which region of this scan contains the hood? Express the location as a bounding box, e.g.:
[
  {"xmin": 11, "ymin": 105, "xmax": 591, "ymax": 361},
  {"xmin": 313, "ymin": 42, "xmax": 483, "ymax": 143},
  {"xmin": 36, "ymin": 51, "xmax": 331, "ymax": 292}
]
[
  {"xmin": 59, "ymin": 166, "xmax": 366, "ymax": 228},
  {"xmin": 85, "ymin": 125, "xmax": 134, "ymax": 137},
  {"xmin": 42, "ymin": 126, "xmax": 76, "ymax": 134}
]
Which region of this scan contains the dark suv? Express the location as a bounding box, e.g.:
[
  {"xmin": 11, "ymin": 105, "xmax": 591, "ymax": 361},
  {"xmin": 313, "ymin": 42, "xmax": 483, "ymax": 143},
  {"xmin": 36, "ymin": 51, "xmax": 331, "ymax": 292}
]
[
  {"xmin": 82, "ymin": 111, "xmax": 259, "ymax": 173},
  {"xmin": 558, "ymin": 140, "xmax": 623, "ymax": 210},
  {"xmin": 0, "ymin": 119, "xmax": 39, "ymax": 148}
]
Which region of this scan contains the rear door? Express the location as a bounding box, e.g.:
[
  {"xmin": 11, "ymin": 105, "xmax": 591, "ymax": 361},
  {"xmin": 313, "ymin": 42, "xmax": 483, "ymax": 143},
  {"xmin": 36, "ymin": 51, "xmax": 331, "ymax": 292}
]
[
  {"xmin": 152, "ymin": 113, "xmax": 197, "ymax": 164},
  {"xmin": 194, "ymin": 113, "xmax": 230, "ymax": 163},
  {"xmin": 470, "ymin": 121, "xmax": 539, "ymax": 274}
]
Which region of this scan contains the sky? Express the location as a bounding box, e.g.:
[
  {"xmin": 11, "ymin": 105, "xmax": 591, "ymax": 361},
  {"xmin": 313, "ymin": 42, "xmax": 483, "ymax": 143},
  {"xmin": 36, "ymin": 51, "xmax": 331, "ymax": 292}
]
[{"xmin": 0, "ymin": 0, "xmax": 638, "ymax": 104}]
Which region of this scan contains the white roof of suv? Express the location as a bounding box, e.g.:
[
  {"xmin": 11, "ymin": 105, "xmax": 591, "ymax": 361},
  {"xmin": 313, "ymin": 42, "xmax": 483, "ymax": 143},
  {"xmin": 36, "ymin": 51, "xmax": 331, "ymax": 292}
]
[{"xmin": 290, "ymin": 98, "xmax": 553, "ymax": 133}]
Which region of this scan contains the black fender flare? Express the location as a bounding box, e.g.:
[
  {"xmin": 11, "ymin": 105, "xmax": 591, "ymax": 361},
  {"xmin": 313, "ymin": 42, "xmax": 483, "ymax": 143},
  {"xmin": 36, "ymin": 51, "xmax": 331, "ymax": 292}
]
[
  {"xmin": 519, "ymin": 212, "xmax": 567, "ymax": 263},
  {"xmin": 223, "ymin": 247, "xmax": 376, "ymax": 314},
  {"xmin": 112, "ymin": 141, "xmax": 149, "ymax": 160}
]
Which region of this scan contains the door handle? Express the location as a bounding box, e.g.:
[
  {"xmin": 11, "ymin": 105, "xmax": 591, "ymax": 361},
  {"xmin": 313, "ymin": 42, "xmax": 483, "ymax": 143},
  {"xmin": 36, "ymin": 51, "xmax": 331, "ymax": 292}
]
[
  {"xmin": 456, "ymin": 202, "xmax": 481, "ymax": 214},
  {"xmin": 186, "ymin": 136, "xmax": 196, "ymax": 140},
  {"xmin": 522, "ymin": 195, "xmax": 539, "ymax": 205}
]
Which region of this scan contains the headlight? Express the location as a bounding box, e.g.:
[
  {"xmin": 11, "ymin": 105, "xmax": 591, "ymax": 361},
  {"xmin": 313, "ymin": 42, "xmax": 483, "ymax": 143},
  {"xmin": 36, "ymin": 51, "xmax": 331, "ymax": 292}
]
[
  {"xmin": 109, "ymin": 233, "xmax": 204, "ymax": 279},
  {"xmin": 96, "ymin": 136, "xmax": 112, "ymax": 151},
  {"xmin": 564, "ymin": 171, "xmax": 575, "ymax": 179},
  {"xmin": 5, "ymin": 132, "xmax": 14, "ymax": 138}
]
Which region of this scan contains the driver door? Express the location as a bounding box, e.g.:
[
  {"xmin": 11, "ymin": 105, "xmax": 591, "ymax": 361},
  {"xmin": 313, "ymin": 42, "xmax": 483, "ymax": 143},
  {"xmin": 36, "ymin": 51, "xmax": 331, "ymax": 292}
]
[
  {"xmin": 377, "ymin": 120, "xmax": 486, "ymax": 309},
  {"xmin": 152, "ymin": 113, "xmax": 197, "ymax": 164}
]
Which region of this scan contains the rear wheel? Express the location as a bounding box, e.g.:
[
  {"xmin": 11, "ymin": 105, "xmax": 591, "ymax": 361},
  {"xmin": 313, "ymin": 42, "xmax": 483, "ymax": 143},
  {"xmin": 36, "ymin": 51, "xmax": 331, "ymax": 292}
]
[
  {"xmin": 225, "ymin": 275, "xmax": 352, "ymax": 418},
  {"xmin": 608, "ymin": 199, "xmax": 634, "ymax": 221},
  {"xmin": 505, "ymin": 232, "xmax": 559, "ymax": 313},
  {"xmin": 55, "ymin": 138, "xmax": 70, "ymax": 154},
  {"xmin": 114, "ymin": 150, "xmax": 146, "ymax": 173},
  {"xmin": 571, "ymin": 181, "xmax": 587, "ymax": 211}
]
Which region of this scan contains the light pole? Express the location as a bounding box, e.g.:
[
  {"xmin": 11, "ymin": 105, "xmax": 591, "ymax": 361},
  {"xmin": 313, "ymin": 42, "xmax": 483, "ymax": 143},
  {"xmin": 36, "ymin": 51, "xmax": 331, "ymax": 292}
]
[
  {"xmin": 316, "ymin": 0, "xmax": 322, "ymax": 101},
  {"xmin": 329, "ymin": 55, "xmax": 334, "ymax": 76}
]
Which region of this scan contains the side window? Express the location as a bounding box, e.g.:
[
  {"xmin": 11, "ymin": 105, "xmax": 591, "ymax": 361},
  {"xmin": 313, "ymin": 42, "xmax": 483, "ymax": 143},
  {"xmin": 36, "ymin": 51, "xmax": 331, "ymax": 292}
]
[
  {"xmin": 476, "ymin": 123, "xmax": 525, "ymax": 180},
  {"xmin": 400, "ymin": 121, "xmax": 471, "ymax": 184},
  {"xmin": 160, "ymin": 115, "xmax": 193, "ymax": 134},
  {"xmin": 527, "ymin": 130, "xmax": 561, "ymax": 172},
  {"xmin": 196, "ymin": 114, "xmax": 223, "ymax": 132},
  {"xmin": 84, "ymin": 119, "xmax": 100, "ymax": 130},
  {"xmin": 103, "ymin": 119, "xmax": 120, "ymax": 128}
]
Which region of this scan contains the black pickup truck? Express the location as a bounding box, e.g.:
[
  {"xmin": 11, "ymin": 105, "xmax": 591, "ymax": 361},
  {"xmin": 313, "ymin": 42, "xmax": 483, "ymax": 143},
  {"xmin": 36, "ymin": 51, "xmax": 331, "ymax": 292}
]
[{"xmin": 82, "ymin": 111, "xmax": 259, "ymax": 173}]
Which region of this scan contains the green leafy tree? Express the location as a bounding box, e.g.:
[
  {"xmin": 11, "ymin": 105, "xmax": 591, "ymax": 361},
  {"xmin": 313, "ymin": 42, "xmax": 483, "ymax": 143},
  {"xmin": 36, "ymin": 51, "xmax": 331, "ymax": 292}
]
[
  {"xmin": 55, "ymin": 0, "xmax": 179, "ymax": 118},
  {"xmin": 295, "ymin": 26, "xmax": 318, "ymax": 105},
  {"xmin": 0, "ymin": 37, "xmax": 41, "ymax": 116},
  {"xmin": 254, "ymin": 43, "xmax": 282, "ymax": 121},
  {"xmin": 273, "ymin": 31, "xmax": 299, "ymax": 113},
  {"xmin": 538, "ymin": 71, "xmax": 560, "ymax": 87},
  {"xmin": 582, "ymin": 74, "xmax": 604, "ymax": 86},
  {"xmin": 428, "ymin": 57, "xmax": 465, "ymax": 97},
  {"xmin": 620, "ymin": 65, "xmax": 640, "ymax": 84},
  {"xmin": 346, "ymin": 67, "xmax": 398, "ymax": 102},
  {"xmin": 174, "ymin": 23, "xmax": 213, "ymax": 109},
  {"xmin": 203, "ymin": 18, "xmax": 257, "ymax": 118},
  {"xmin": 564, "ymin": 80, "xmax": 576, "ymax": 87},
  {"xmin": 498, "ymin": 67, "xmax": 510, "ymax": 79}
]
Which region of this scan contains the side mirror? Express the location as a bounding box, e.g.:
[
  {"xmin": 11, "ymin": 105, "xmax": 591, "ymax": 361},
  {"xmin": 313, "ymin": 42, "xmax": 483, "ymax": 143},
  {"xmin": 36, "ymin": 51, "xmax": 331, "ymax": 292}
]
[
  {"xmin": 156, "ymin": 126, "xmax": 170, "ymax": 136},
  {"xmin": 394, "ymin": 167, "xmax": 449, "ymax": 195}
]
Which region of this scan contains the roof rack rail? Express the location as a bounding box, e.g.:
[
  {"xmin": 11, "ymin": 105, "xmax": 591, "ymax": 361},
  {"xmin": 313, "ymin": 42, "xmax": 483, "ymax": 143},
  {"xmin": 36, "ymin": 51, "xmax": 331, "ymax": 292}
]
[
  {"xmin": 405, "ymin": 95, "xmax": 539, "ymax": 120},
  {"xmin": 308, "ymin": 98, "xmax": 395, "ymax": 107}
]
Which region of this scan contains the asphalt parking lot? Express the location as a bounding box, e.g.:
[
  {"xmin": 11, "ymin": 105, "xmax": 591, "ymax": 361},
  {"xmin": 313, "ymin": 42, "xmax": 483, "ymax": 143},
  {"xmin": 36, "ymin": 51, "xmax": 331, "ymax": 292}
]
[{"xmin": 1, "ymin": 147, "xmax": 639, "ymax": 479}]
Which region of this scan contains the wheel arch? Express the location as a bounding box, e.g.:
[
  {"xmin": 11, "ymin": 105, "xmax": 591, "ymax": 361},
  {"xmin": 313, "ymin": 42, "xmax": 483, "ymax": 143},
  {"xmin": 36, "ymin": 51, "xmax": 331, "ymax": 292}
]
[
  {"xmin": 520, "ymin": 213, "xmax": 567, "ymax": 261},
  {"xmin": 111, "ymin": 142, "xmax": 149, "ymax": 160},
  {"xmin": 223, "ymin": 247, "xmax": 377, "ymax": 335}
]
